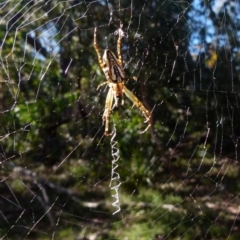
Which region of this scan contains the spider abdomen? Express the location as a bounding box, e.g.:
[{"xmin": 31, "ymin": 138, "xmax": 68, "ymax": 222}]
[{"xmin": 103, "ymin": 49, "xmax": 125, "ymax": 83}]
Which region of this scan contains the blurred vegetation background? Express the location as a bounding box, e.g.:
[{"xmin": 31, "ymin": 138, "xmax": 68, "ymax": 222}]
[{"xmin": 0, "ymin": 0, "xmax": 240, "ymax": 239}]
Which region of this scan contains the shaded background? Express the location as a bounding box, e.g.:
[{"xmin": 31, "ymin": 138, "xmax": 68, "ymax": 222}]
[{"xmin": 0, "ymin": 0, "xmax": 240, "ymax": 239}]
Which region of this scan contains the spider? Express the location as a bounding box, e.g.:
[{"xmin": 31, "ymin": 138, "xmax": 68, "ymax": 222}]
[{"xmin": 94, "ymin": 23, "xmax": 151, "ymax": 135}]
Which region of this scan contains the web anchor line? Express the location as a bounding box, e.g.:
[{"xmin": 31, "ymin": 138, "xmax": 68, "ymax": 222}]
[{"xmin": 109, "ymin": 124, "xmax": 121, "ymax": 215}]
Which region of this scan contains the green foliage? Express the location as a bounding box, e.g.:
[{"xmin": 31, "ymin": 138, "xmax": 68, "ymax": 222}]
[{"xmin": 0, "ymin": 0, "xmax": 240, "ymax": 239}]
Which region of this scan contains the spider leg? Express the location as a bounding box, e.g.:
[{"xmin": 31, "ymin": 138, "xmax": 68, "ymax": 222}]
[
  {"xmin": 94, "ymin": 28, "xmax": 106, "ymax": 71},
  {"xmin": 102, "ymin": 86, "xmax": 114, "ymax": 135},
  {"xmin": 97, "ymin": 81, "xmax": 108, "ymax": 90},
  {"xmin": 123, "ymin": 85, "xmax": 151, "ymax": 133},
  {"xmin": 117, "ymin": 23, "xmax": 123, "ymax": 66}
]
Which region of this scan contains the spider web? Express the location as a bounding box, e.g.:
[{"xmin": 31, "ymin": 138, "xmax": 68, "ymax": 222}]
[{"xmin": 0, "ymin": 0, "xmax": 240, "ymax": 239}]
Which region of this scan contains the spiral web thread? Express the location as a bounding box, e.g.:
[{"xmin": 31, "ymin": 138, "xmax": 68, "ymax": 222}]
[{"xmin": 109, "ymin": 124, "xmax": 121, "ymax": 215}]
